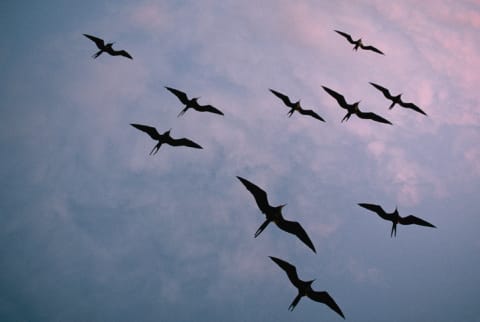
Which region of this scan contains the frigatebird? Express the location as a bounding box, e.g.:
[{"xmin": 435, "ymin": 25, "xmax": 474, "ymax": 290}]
[
  {"xmin": 369, "ymin": 82, "xmax": 427, "ymax": 116},
  {"xmin": 236, "ymin": 176, "xmax": 316, "ymax": 253},
  {"xmin": 269, "ymin": 256, "xmax": 345, "ymax": 319},
  {"xmin": 322, "ymin": 86, "xmax": 392, "ymax": 125},
  {"xmin": 165, "ymin": 87, "xmax": 224, "ymax": 117},
  {"xmin": 130, "ymin": 123, "xmax": 202, "ymax": 155},
  {"xmin": 334, "ymin": 30, "xmax": 384, "ymax": 55},
  {"xmin": 358, "ymin": 203, "xmax": 436, "ymax": 237},
  {"xmin": 269, "ymin": 89, "xmax": 325, "ymax": 122},
  {"xmin": 83, "ymin": 34, "xmax": 133, "ymax": 59}
]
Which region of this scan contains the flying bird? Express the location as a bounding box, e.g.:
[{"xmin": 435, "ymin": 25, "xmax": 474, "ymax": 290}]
[
  {"xmin": 236, "ymin": 176, "xmax": 316, "ymax": 253},
  {"xmin": 130, "ymin": 123, "xmax": 202, "ymax": 155},
  {"xmin": 269, "ymin": 256, "xmax": 345, "ymax": 319},
  {"xmin": 83, "ymin": 34, "xmax": 133, "ymax": 59},
  {"xmin": 358, "ymin": 203, "xmax": 436, "ymax": 237},
  {"xmin": 369, "ymin": 82, "xmax": 427, "ymax": 116},
  {"xmin": 165, "ymin": 87, "xmax": 224, "ymax": 117},
  {"xmin": 334, "ymin": 30, "xmax": 384, "ymax": 55},
  {"xmin": 269, "ymin": 89, "xmax": 325, "ymax": 122},
  {"xmin": 322, "ymin": 86, "xmax": 392, "ymax": 125}
]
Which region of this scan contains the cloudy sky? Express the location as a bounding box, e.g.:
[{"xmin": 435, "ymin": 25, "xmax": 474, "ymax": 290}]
[{"xmin": 1, "ymin": 0, "xmax": 480, "ymax": 321}]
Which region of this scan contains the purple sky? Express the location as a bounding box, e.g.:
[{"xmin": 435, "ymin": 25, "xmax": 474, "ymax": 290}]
[{"xmin": 1, "ymin": 1, "xmax": 480, "ymax": 321}]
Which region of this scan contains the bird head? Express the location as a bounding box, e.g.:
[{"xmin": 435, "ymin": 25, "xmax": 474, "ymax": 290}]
[
  {"xmin": 163, "ymin": 128, "xmax": 172, "ymax": 135},
  {"xmin": 394, "ymin": 205, "xmax": 399, "ymax": 215},
  {"xmin": 308, "ymin": 279, "xmax": 316, "ymax": 286}
]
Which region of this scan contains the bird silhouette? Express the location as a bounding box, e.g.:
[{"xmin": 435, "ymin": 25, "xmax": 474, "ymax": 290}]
[
  {"xmin": 269, "ymin": 89, "xmax": 325, "ymax": 122},
  {"xmin": 236, "ymin": 176, "xmax": 316, "ymax": 253},
  {"xmin": 165, "ymin": 87, "xmax": 224, "ymax": 117},
  {"xmin": 269, "ymin": 256, "xmax": 345, "ymax": 319},
  {"xmin": 322, "ymin": 86, "xmax": 392, "ymax": 125},
  {"xmin": 83, "ymin": 34, "xmax": 132, "ymax": 59},
  {"xmin": 358, "ymin": 203, "xmax": 436, "ymax": 237},
  {"xmin": 130, "ymin": 123, "xmax": 202, "ymax": 155},
  {"xmin": 369, "ymin": 82, "xmax": 427, "ymax": 116},
  {"xmin": 334, "ymin": 30, "xmax": 384, "ymax": 55}
]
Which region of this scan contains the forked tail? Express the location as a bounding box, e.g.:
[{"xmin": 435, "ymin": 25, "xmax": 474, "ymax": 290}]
[{"xmin": 254, "ymin": 220, "xmax": 270, "ymax": 238}]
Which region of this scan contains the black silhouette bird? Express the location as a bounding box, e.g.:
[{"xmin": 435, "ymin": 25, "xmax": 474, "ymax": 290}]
[
  {"xmin": 334, "ymin": 30, "xmax": 384, "ymax": 55},
  {"xmin": 322, "ymin": 86, "xmax": 392, "ymax": 125},
  {"xmin": 369, "ymin": 82, "xmax": 427, "ymax": 116},
  {"xmin": 130, "ymin": 123, "xmax": 202, "ymax": 155},
  {"xmin": 165, "ymin": 87, "xmax": 224, "ymax": 117},
  {"xmin": 269, "ymin": 256, "xmax": 345, "ymax": 319},
  {"xmin": 237, "ymin": 176, "xmax": 316, "ymax": 253},
  {"xmin": 358, "ymin": 203, "xmax": 436, "ymax": 237},
  {"xmin": 83, "ymin": 34, "xmax": 133, "ymax": 59},
  {"xmin": 269, "ymin": 89, "xmax": 325, "ymax": 122}
]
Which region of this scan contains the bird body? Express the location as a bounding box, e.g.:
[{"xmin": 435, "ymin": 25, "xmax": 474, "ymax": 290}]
[
  {"xmin": 269, "ymin": 256, "xmax": 345, "ymax": 319},
  {"xmin": 369, "ymin": 82, "xmax": 427, "ymax": 115},
  {"xmin": 165, "ymin": 87, "xmax": 224, "ymax": 117},
  {"xmin": 269, "ymin": 89, "xmax": 325, "ymax": 122},
  {"xmin": 358, "ymin": 203, "xmax": 436, "ymax": 237},
  {"xmin": 83, "ymin": 34, "xmax": 132, "ymax": 59},
  {"xmin": 236, "ymin": 176, "xmax": 316, "ymax": 253},
  {"xmin": 334, "ymin": 30, "xmax": 384, "ymax": 55},
  {"xmin": 322, "ymin": 86, "xmax": 392, "ymax": 125},
  {"xmin": 130, "ymin": 123, "xmax": 202, "ymax": 155}
]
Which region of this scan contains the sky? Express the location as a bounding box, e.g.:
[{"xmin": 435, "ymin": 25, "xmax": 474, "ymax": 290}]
[{"xmin": 1, "ymin": 0, "xmax": 480, "ymax": 321}]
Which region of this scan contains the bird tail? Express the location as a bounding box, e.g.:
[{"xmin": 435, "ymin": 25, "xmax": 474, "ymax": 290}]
[
  {"xmin": 177, "ymin": 107, "xmax": 188, "ymax": 117},
  {"xmin": 92, "ymin": 50, "xmax": 103, "ymax": 59},
  {"xmin": 389, "ymin": 101, "xmax": 396, "ymax": 109},
  {"xmin": 254, "ymin": 220, "xmax": 270, "ymax": 238},
  {"xmin": 287, "ymin": 109, "xmax": 294, "ymax": 117},
  {"xmin": 341, "ymin": 112, "xmax": 351, "ymax": 122},
  {"xmin": 149, "ymin": 143, "xmax": 161, "ymax": 155},
  {"xmin": 288, "ymin": 293, "xmax": 302, "ymax": 311},
  {"xmin": 390, "ymin": 223, "xmax": 397, "ymax": 237}
]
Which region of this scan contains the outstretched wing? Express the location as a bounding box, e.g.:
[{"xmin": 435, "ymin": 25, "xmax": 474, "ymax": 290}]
[
  {"xmin": 130, "ymin": 123, "xmax": 161, "ymax": 140},
  {"xmin": 356, "ymin": 110, "xmax": 392, "ymax": 125},
  {"xmin": 236, "ymin": 176, "xmax": 270, "ymax": 214},
  {"xmin": 399, "ymin": 215, "xmax": 436, "ymax": 228},
  {"xmin": 322, "ymin": 86, "xmax": 349, "ymax": 110},
  {"xmin": 197, "ymin": 104, "xmax": 224, "ymax": 115},
  {"xmin": 298, "ymin": 109, "xmax": 326, "ymax": 122},
  {"xmin": 83, "ymin": 34, "xmax": 105, "ymax": 49},
  {"xmin": 269, "ymin": 256, "xmax": 301, "ymax": 287},
  {"xmin": 165, "ymin": 87, "xmax": 190, "ymax": 104},
  {"xmin": 358, "ymin": 203, "xmax": 393, "ymax": 221},
  {"xmin": 110, "ymin": 49, "xmax": 133, "ymax": 59},
  {"xmin": 360, "ymin": 44, "xmax": 385, "ymax": 55},
  {"xmin": 334, "ymin": 30, "xmax": 355, "ymax": 44},
  {"xmin": 269, "ymin": 89, "xmax": 295, "ymax": 108},
  {"xmin": 369, "ymin": 82, "xmax": 394, "ymax": 100},
  {"xmin": 399, "ymin": 101, "xmax": 427, "ymax": 116},
  {"xmin": 167, "ymin": 137, "xmax": 203, "ymax": 149},
  {"xmin": 276, "ymin": 219, "xmax": 316, "ymax": 253},
  {"xmin": 308, "ymin": 291, "xmax": 345, "ymax": 319}
]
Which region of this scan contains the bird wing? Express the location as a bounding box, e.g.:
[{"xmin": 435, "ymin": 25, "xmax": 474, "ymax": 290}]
[
  {"xmin": 130, "ymin": 123, "xmax": 161, "ymax": 140},
  {"xmin": 369, "ymin": 82, "xmax": 394, "ymax": 100},
  {"xmin": 322, "ymin": 86, "xmax": 348, "ymax": 110},
  {"xmin": 360, "ymin": 44, "xmax": 385, "ymax": 55},
  {"xmin": 167, "ymin": 137, "xmax": 203, "ymax": 149},
  {"xmin": 110, "ymin": 49, "xmax": 133, "ymax": 59},
  {"xmin": 269, "ymin": 89, "xmax": 295, "ymax": 108},
  {"xmin": 276, "ymin": 219, "xmax": 316, "ymax": 253},
  {"xmin": 308, "ymin": 291, "xmax": 345, "ymax": 319},
  {"xmin": 298, "ymin": 108, "xmax": 325, "ymax": 122},
  {"xmin": 196, "ymin": 104, "xmax": 224, "ymax": 115},
  {"xmin": 399, "ymin": 101, "xmax": 427, "ymax": 116},
  {"xmin": 269, "ymin": 256, "xmax": 301, "ymax": 287},
  {"xmin": 356, "ymin": 110, "xmax": 392, "ymax": 125},
  {"xmin": 334, "ymin": 30, "xmax": 355, "ymax": 44},
  {"xmin": 165, "ymin": 87, "xmax": 190, "ymax": 104},
  {"xmin": 83, "ymin": 34, "xmax": 105, "ymax": 49},
  {"xmin": 358, "ymin": 203, "xmax": 393, "ymax": 221},
  {"xmin": 399, "ymin": 215, "xmax": 436, "ymax": 228},
  {"xmin": 236, "ymin": 176, "xmax": 270, "ymax": 214}
]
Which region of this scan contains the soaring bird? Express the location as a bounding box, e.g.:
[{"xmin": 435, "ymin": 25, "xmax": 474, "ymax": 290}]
[
  {"xmin": 83, "ymin": 34, "xmax": 133, "ymax": 59},
  {"xmin": 269, "ymin": 89, "xmax": 325, "ymax": 122},
  {"xmin": 269, "ymin": 256, "xmax": 345, "ymax": 319},
  {"xmin": 358, "ymin": 203, "xmax": 436, "ymax": 237},
  {"xmin": 334, "ymin": 30, "xmax": 384, "ymax": 55},
  {"xmin": 369, "ymin": 82, "xmax": 427, "ymax": 116},
  {"xmin": 130, "ymin": 123, "xmax": 202, "ymax": 155},
  {"xmin": 165, "ymin": 87, "xmax": 224, "ymax": 117},
  {"xmin": 236, "ymin": 176, "xmax": 316, "ymax": 253},
  {"xmin": 322, "ymin": 86, "xmax": 392, "ymax": 125}
]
